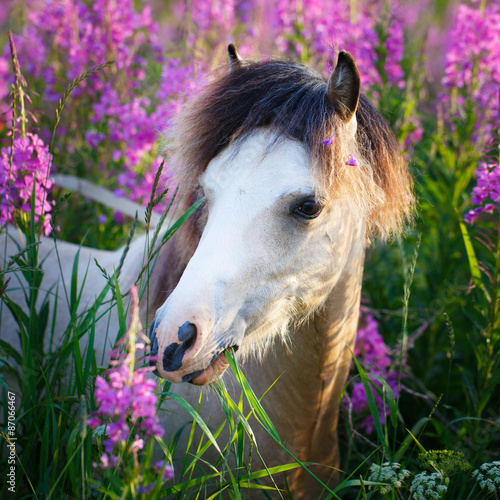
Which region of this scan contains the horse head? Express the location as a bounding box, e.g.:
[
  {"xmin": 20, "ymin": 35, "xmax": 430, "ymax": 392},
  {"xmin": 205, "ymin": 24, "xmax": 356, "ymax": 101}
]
[{"xmin": 149, "ymin": 46, "xmax": 412, "ymax": 385}]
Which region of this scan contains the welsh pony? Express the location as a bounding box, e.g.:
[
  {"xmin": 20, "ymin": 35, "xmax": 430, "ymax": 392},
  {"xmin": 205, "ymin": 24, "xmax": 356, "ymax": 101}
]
[{"xmin": 1, "ymin": 45, "xmax": 412, "ymax": 497}]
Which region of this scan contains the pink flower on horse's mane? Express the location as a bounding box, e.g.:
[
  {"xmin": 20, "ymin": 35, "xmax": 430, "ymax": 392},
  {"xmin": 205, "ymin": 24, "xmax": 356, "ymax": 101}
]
[
  {"xmin": 321, "ymin": 136, "xmax": 334, "ymax": 148},
  {"xmin": 346, "ymin": 154, "xmax": 360, "ymax": 166}
]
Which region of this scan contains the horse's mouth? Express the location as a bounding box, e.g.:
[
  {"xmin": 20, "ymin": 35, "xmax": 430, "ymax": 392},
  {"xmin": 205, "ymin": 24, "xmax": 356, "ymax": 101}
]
[
  {"xmin": 182, "ymin": 350, "xmax": 227, "ymax": 385},
  {"xmin": 152, "ymin": 346, "xmax": 239, "ymax": 385}
]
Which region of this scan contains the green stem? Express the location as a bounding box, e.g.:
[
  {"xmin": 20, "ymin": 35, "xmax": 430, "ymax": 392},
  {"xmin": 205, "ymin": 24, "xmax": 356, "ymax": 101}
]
[{"xmin": 18, "ymin": 85, "xmax": 26, "ymax": 138}]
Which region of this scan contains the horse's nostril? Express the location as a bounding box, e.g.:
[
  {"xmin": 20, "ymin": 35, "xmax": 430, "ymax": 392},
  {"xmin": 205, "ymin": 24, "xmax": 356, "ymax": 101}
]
[
  {"xmin": 162, "ymin": 321, "xmax": 198, "ymax": 373},
  {"xmin": 149, "ymin": 321, "xmax": 159, "ymax": 356},
  {"xmin": 178, "ymin": 321, "xmax": 197, "ymax": 348}
]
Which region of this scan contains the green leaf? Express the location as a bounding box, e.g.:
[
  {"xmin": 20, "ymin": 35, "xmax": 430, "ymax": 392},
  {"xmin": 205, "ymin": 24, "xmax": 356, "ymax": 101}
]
[
  {"xmin": 162, "ymin": 197, "xmax": 205, "ymax": 243},
  {"xmin": 70, "ymin": 247, "xmax": 81, "ymax": 316},
  {"xmin": 114, "ymin": 273, "xmax": 126, "ymax": 342},
  {"xmin": 367, "ymin": 374, "xmax": 400, "ymax": 428},
  {"xmin": 456, "ymin": 211, "xmax": 489, "ymax": 302},
  {"xmin": 406, "ymin": 428, "xmax": 428, "ymax": 455},
  {"xmin": 349, "ymin": 347, "xmax": 389, "ymax": 457}
]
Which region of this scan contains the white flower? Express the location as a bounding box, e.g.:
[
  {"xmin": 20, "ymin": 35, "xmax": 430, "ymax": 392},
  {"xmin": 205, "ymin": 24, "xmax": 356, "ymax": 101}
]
[
  {"xmin": 410, "ymin": 472, "xmax": 447, "ymax": 500},
  {"xmin": 368, "ymin": 462, "xmax": 411, "ymax": 495},
  {"xmin": 472, "ymin": 461, "xmax": 500, "ymax": 493}
]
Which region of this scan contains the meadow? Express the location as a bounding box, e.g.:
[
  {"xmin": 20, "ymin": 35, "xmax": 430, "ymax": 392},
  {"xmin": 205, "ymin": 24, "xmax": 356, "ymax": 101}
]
[{"xmin": 0, "ymin": 0, "xmax": 499, "ymax": 498}]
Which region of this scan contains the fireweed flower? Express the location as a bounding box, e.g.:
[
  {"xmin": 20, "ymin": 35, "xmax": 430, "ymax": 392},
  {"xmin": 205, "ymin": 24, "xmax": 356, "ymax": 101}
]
[
  {"xmin": 0, "ymin": 133, "xmax": 54, "ymax": 235},
  {"xmin": 464, "ymin": 162, "xmax": 500, "ymax": 225},
  {"xmin": 135, "ymin": 459, "xmax": 174, "ymax": 495},
  {"xmin": 441, "ymin": 4, "xmax": 500, "ymax": 145},
  {"xmin": 0, "ymin": 0, "xmax": 173, "ymax": 215},
  {"xmin": 88, "ymin": 286, "xmax": 172, "ymax": 486},
  {"xmin": 270, "ymin": 0, "xmax": 405, "ymax": 88},
  {"xmin": 15, "ymin": 0, "xmax": 162, "ymax": 95},
  {"xmin": 183, "ymin": 0, "xmax": 237, "ymax": 47}
]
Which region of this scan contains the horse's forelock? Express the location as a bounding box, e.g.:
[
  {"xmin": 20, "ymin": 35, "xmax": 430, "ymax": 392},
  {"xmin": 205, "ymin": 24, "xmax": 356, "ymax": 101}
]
[{"xmin": 168, "ymin": 60, "xmax": 335, "ymax": 190}]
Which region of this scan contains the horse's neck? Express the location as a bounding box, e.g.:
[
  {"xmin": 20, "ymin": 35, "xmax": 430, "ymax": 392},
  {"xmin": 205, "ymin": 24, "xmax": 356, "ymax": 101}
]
[{"xmin": 244, "ymin": 244, "xmax": 365, "ymax": 469}]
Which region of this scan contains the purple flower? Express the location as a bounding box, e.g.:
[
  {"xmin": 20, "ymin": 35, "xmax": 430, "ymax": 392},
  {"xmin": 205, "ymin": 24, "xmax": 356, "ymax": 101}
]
[
  {"xmin": 465, "ymin": 162, "xmax": 500, "ymax": 225},
  {"xmin": 269, "ymin": 0, "xmax": 405, "ymax": 88},
  {"xmin": 321, "ymin": 136, "xmax": 334, "ymax": 148},
  {"xmin": 89, "ymin": 286, "xmax": 165, "ymax": 479},
  {"xmin": 87, "ymin": 416, "xmax": 102, "ymax": 428},
  {"xmin": 441, "ymin": 4, "xmax": 500, "ymax": 144},
  {"xmin": 0, "ymin": 133, "xmax": 54, "ymax": 235},
  {"xmin": 138, "ymin": 484, "xmax": 155, "ymax": 494},
  {"xmin": 129, "ymin": 437, "xmax": 144, "ymax": 453},
  {"xmin": 99, "ymin": 453, "xmax": 110, "ymax": 469},
  {"xmin": 346, "ymin": 155, "xmax": 360, "ymax": 166},
  {"xmin": 153, "ymin": 460, "xmax": 174, "ymax": 480},
  {"xmin": 103, "ymin": 419, "xmax": 130, "ymax": 453},
  {"xmin": 1, "ymin": 0, "xmax": 176, "ymax": 216}
]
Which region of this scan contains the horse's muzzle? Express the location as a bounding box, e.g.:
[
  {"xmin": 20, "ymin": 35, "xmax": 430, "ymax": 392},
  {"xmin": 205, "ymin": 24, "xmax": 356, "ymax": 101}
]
[{"xmin": 148, "ymin": 314, "xmax": 239, "ymax": 385}]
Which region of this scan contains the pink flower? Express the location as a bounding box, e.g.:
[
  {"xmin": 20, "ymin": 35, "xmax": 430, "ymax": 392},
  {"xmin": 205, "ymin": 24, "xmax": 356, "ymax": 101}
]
[
  {"xmin": 89, "ymin": 286, "xmax": 165, "ymax": 476},
  {"xmin": 0, "ymin": 133, "xmax": 54, "ymax": 234},
  {"xmin": 346, "ymin": 154, "xmax": 360, "ymax": 166},
  {"xmin": 153, "ymin": 460, "xmax": 174, "ymax": 480},
  {"xmin": 321, "ymin": 136, "xmax": 334, "ymax": 148},
  {"xmin": 465, "ymin": 162, "xmax": 500, "ymax": 225}
]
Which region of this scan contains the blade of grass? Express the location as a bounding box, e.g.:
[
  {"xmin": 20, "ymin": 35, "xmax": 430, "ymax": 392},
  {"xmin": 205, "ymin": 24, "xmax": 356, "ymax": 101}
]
[
  {"xmin": 114, "ymin": 273, "xmax": 126, "ymax": 342},
  {"xmin": 166, "ymin": 391, "xmax": 223, "ymax": 457},
  {"xmin": 348, "ymin": 347, "xmax": 389, "ymax": 458},
  {"xmin": 457, "ymin": 211, "xmax": 489, "ymax": 302}
]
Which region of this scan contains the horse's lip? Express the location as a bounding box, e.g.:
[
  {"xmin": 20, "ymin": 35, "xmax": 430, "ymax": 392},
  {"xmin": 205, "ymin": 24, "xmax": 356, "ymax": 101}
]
[{"xmin": 188, "ymin": 346, "xmax": 239, "ymax": 386}]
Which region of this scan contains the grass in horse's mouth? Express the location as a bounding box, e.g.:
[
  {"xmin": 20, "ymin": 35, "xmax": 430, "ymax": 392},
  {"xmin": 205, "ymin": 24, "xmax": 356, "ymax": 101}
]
[{"xmin": 188, "ymin": 345, "xmax": 239, "ymax": 385}]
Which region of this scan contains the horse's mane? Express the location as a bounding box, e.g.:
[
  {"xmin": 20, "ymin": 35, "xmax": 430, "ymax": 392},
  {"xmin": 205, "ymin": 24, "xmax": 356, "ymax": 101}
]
[{"xmin": 166, "ymin": 58, "xmax": 413, "ymax": 241}]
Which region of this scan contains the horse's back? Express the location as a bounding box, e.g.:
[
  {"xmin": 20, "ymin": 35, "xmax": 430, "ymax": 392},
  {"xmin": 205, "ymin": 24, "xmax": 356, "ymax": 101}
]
[{"xmin": 0, "ymin": 229, "xmax": 122, "ymax": 356}]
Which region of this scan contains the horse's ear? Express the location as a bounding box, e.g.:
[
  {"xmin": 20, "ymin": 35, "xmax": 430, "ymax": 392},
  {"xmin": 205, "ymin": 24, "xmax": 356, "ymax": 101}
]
[
  {"xmin": 228, "ymin": 43, "xmax": 243, "ymax": 71},
  {"xmin": 327, "ymin": 51, "xmax": 360, "ymax": 123}
]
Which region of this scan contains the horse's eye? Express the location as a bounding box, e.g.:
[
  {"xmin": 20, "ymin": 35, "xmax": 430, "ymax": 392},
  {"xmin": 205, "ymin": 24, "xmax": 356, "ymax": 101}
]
[{"xmin": 293, "ymin": 197, "xmax": 323, "ymax": 219}]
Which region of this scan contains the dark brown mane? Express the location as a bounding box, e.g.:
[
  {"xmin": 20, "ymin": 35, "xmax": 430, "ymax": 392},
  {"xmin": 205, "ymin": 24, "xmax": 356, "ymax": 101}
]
[{"xmin": 167, "ymin": 58, "xmax": 413, "ymax": 244}]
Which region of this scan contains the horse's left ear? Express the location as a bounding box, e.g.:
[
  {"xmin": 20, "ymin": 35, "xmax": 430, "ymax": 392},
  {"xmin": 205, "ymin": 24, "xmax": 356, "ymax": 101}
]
[
  {"xmin": 228, "ymin": 43, "xmax": 243, "ymax": 71},
  {"xmin": 327, "ymin": 51, "xmax": 360, "ymax": 123}
]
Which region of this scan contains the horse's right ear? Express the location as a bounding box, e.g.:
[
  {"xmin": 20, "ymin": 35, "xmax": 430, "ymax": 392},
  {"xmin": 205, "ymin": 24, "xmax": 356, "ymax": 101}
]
[
  {"xmin": 228, "ymin": 43, "xmax": 243, "ymax": 71},
  {"xmin": 327, "ymin": 51, "xmax": 361, "ymax": 123}
]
